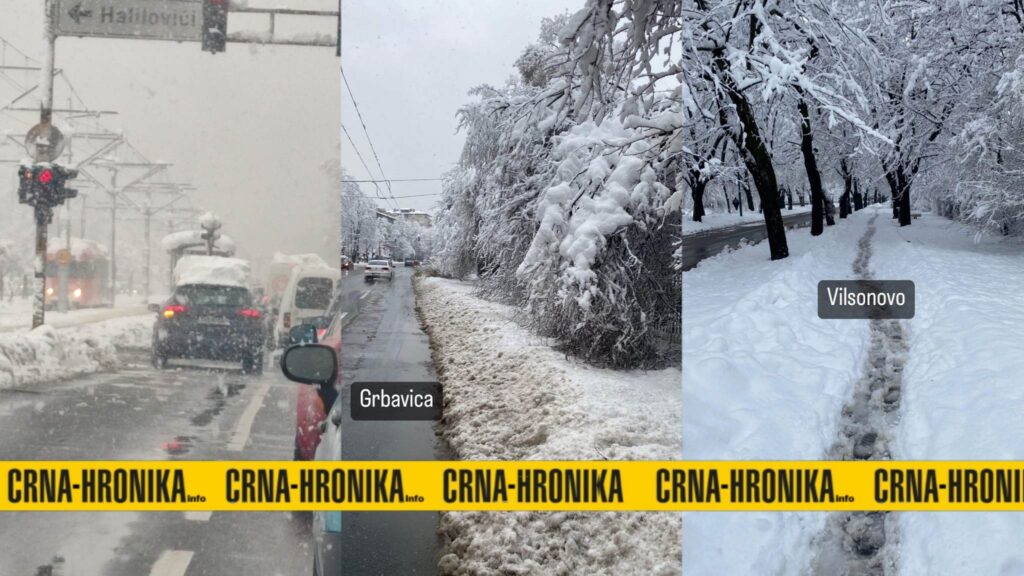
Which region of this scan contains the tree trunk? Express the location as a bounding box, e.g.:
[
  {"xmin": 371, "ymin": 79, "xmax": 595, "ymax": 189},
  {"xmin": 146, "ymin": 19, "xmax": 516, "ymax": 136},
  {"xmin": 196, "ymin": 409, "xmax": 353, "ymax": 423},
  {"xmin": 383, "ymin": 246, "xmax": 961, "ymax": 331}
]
[
  {"xmin": 898, "ymin": 168, "xmax": 912, "ymax": 226},
  {"xmin": 715, "ymin": 55, "xmax": 788, "ymax": 260},
  {"xmin": 885, "ymin": 164, "xmax": 913, "ymax": 226},
  {"xmin": 690, "ymin": 177, "xmax": 706, "ymax": 222}
]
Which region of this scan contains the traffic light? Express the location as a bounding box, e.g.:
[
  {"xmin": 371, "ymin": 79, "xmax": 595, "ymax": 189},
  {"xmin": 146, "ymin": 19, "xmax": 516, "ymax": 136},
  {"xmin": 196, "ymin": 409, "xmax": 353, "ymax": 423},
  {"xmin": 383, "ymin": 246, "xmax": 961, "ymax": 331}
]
[
  {"xmin": 16, "ymin": 164, "xmax": 78, "ymax": 207},
  {"xmin": 54, "ymin": 166, "xmax": 78, "ymax": 202},
  {"xmin": 17, "ymin": 165, "xmax": 35, "ymax": 204},
  {"xmin": 202, "ymin": 0, "xmax": 228, "ymax": 53}
]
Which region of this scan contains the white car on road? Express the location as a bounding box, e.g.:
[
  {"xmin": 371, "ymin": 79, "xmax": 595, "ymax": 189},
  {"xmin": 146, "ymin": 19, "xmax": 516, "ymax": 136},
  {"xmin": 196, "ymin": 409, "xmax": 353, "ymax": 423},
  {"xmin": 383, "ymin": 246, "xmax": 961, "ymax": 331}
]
[{"xmin": 364, "ymin": 259, "xmax": 394, "ymax": 282}]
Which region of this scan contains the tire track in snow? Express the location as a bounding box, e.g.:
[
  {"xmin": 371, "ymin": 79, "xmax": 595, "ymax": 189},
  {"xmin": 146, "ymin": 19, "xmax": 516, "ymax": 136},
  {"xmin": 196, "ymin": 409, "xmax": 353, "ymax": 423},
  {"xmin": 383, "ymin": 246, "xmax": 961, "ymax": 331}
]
[{"xmin": 812, "ymin": 214, "xmax": 907, "ymax": 576}]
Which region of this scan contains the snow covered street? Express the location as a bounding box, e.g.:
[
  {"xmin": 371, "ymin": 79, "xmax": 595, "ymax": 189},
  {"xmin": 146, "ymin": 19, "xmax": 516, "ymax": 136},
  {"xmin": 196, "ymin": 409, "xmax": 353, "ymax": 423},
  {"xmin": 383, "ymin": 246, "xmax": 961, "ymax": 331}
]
[
  {"xmin": 415, "ymin": 276, "xmax": 681, "ymax": 575},
  {"xmin": 683, "ymin": 205, "xmax": 1024, "ymax": 575}
]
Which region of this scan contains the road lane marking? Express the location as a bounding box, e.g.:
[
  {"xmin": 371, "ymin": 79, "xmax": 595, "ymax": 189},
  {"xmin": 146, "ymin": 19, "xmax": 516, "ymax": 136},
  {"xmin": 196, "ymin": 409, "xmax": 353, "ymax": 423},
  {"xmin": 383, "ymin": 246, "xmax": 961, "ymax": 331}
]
[
  {"xmin": 227, "ymin": 381, "xmax": 272, "ymax": 451},
  {"xmin": 184, "ymin": 511, "xmax": 212, "ymax": 521},
  {"xmin": 339, "ymin": 312, "xmax": 348, "ymax": 322},
  {"xmin": 150, "ymin": 550, "xmax": 193, "ymax": 576},
  {"xmin": 360, "ymin": 289, "xmax": 371, "ymax": 299}
]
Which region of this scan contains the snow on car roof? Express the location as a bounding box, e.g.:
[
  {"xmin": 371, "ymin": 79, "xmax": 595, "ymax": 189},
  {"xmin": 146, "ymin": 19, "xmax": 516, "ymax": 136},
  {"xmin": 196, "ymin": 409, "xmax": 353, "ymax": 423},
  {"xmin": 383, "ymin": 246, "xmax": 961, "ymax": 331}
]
[
  {"xmin": 161, "ymin": 230, "xmax": 237, "ymax": 254},
  {"xmin": 174, "ymin": 255, "xmax": 251, "ymax": 288},
  {"xmin": 270, "ymin": 252, "xmax": 329, "ymax": 268}
]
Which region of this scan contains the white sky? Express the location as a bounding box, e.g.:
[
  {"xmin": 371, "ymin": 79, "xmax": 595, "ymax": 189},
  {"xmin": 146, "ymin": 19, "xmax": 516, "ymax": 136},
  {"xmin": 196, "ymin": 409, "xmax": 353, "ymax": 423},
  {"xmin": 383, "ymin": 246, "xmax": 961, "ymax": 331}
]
[
  {"xmin": 341, "ymin": 0, "xmax": 582, "ymax": 213},
  {"xmin": 0, "ymin": 0, "xmax": 340, "ymax": 277}
]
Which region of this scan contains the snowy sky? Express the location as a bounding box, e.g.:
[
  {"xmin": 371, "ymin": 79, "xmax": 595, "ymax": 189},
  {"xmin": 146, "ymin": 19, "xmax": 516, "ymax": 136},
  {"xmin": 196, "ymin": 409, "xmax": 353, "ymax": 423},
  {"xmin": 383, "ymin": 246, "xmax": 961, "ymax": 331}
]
[
  {"xmin": 341, "ymin": 0, "xmax": 582, "ymax": 213},
  {"xmin": 0, "ymin": 1, "xmax": 340, "ymax": 274}
]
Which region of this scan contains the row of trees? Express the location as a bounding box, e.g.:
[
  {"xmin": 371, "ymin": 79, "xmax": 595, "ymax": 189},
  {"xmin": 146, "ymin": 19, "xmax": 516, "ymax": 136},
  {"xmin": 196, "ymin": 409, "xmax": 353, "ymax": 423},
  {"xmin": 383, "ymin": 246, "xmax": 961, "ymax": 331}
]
[
  {"xmin": 433, "ymin": 0, "xmax": 682, "ymax": 369},
  {"xmin": 341, "ymin": 175, "xmax": 434, "ymax": 261},
  {"xmin": 683, "ymin": 0, "xmax": 1024, "ymax": 256}
]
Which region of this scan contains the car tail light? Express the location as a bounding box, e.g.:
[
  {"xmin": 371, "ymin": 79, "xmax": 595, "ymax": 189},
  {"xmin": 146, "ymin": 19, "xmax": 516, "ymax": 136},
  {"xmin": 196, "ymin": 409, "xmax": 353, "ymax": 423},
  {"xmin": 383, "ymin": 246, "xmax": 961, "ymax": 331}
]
[
  {"xmin": 382, "ymin": 267, "xmax": 389, "ymax": 271},
  {"xmin": 238, "ymin": 308, "xmax": 261, "ymax": 318},
  {"xmin": 162, "ymin": 304, "xmax": 188, "ymax": 319},
  {"xmin": 364, "ymin": 265, "xmax": 371, "ymax": 271},
  {"xmin": 316, "ymin": 328, "xmax": 327, "ymax": 340},
  {"xmin": 283, "ymin": 312, "xmax": 291, "ymax": 328}
]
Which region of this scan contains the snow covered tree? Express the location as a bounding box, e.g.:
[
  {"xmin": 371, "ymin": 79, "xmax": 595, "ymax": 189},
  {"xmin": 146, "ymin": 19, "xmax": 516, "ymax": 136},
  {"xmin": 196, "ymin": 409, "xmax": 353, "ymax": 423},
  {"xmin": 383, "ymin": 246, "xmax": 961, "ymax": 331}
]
[{"xmin": 433, "ymin": 0, "xmax": 682, "ymax": 368}]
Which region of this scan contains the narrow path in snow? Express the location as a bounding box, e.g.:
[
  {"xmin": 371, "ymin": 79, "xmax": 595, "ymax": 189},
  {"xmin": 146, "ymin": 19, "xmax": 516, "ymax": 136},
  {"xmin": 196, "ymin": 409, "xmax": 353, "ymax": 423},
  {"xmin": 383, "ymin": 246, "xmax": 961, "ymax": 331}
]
[{"xmin": 812, "ymin": 214, "xmax": 907, "ymax": 576}]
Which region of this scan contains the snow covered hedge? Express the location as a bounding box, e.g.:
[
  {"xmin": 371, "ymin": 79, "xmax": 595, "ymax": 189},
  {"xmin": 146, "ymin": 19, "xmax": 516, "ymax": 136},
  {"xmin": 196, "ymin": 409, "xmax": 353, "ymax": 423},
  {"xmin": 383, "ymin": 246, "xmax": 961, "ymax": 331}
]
[{"xmin": 433, "ymin": 1, "xmax": 681, "ymax": 369}]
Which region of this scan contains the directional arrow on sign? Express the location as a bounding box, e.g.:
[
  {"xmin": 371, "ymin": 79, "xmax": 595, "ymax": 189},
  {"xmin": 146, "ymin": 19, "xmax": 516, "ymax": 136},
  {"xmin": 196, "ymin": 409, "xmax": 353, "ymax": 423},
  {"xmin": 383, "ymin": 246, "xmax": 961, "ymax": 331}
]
[{"xmin": 67, "ymin": 3, "xmax": 93, "ymax": 24}]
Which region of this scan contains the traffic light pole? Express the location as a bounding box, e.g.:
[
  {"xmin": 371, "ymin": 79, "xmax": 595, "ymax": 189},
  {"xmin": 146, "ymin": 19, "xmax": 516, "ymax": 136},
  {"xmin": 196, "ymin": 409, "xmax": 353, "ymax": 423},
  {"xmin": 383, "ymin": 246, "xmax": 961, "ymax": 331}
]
[{"xmin": 30, "ymin": 0, "xmax": 57, "ymax": 328}]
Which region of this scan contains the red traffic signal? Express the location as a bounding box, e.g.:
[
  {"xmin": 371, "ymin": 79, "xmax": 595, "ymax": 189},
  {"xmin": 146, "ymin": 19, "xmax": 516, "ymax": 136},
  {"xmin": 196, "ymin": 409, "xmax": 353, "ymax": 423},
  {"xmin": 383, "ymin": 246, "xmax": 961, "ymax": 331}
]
[{"xmin": 38, "ymin": 169, "xmax": 53, "ymax": 185}]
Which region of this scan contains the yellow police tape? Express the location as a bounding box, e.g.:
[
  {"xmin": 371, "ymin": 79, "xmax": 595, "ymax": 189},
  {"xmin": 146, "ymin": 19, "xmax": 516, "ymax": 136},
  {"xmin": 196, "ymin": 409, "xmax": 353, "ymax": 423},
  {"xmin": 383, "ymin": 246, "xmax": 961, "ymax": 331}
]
[{"xmin": 3, "ymin": 461, "xmax": 1024, "ymax": 511}]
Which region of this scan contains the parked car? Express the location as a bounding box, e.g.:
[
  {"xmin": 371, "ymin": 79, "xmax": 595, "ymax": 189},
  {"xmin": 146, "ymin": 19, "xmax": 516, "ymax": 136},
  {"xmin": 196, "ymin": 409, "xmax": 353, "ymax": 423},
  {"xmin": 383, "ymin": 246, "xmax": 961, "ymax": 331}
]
[
  {"xmin": 404, "ymin": 259, "xmax": 420, "ymax": 267},
  {"xmin": 340, "ymin": 255, "xmax": 353, "ymax": 270},
  {"xmin": 151, "ymin": 256, "xmax": 264, "ymax": 374},
  {"xmin": 364, "ymin": 259, "xmax": 394, "ymax": 282},
  {"xmin": 280, "ymin": 343, "xmax": 342, "ymax": 574},
  {"xmin": 291, "ymin": 302, "xmax": 342, "ymax": 461},
  {"xmin": 273, "ymin": 265, "xmax": 341, "ymax": 348}
]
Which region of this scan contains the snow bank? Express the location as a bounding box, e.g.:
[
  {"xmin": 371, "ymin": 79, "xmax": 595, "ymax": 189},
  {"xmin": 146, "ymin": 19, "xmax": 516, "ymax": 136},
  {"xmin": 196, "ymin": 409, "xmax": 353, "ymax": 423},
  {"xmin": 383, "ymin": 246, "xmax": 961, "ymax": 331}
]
[
  {"xmin": 683, "ymin": 205, "xmax": 812, "ymax": 236},
  {"xmin": 173, "ymin": 255, "xmax": 251, "ymax": 288},
  {"xmin": 682, "ymin": 211, "xmax": 875, "ymax": 575},
  {"xmin": 416, "ymin": 276, "xmax": 681, "ymax": 576},
  {"xmin": 0, "ymin": 315, "xmax": 152, "ymax": 390},
  {"xmin": 869, "ymin": 210, "xmax": 1024, "ymax": 575}
]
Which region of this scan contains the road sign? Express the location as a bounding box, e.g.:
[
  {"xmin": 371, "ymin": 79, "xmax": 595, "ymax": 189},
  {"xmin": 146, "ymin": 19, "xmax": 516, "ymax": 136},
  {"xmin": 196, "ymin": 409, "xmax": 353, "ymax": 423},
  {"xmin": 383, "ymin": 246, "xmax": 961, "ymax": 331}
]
[
  {"xmin": 55, "ymin": 0, "xmax": 203, "ymax": 42},
  {"xmin": 56, "ymin": 249, "xmax": 73, "ymax": 266},
  {"xmin": 24, "ymin": 123, "xmax": 65, "ymax": 162}
]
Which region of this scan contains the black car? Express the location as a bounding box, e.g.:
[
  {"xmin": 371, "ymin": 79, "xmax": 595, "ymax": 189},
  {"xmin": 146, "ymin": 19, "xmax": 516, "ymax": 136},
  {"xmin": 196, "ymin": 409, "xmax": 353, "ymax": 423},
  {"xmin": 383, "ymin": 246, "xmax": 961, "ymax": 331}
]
[{"xmin": 151, "ymin": 283, "xmax": 265, "ymax": 374}]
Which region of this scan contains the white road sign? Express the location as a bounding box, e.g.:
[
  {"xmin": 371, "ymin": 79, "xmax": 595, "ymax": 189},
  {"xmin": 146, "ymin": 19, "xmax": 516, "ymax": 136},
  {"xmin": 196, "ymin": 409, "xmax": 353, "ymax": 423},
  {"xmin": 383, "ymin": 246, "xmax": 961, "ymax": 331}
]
[{"xmin": 55, "ymin": 0, "xmax": 202, "ymax": 42}]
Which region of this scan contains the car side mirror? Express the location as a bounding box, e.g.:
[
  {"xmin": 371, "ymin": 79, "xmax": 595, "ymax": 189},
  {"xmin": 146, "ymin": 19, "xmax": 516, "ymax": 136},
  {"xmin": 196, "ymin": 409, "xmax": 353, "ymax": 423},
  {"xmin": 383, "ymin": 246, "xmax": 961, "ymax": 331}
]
[
  {"xmin": 289, "ymin": 323, "xmax": 318, "ymax": 345},
  {"xmin": 148, "ymin": 303, "xmax": 161, "ymax": 313},
  {"xmin": 280, "ymin": 344, "xmax": 337, "ymax": 386}
]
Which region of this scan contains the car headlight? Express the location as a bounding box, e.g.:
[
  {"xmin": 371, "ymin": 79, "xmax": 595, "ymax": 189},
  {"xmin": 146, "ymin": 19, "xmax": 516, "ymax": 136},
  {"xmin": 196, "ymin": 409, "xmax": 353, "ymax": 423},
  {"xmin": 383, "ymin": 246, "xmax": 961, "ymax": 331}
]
[
  {"xmin": 45, "ymin": 287, "xmax": 54, "ymax": 295},
  {"xmin": 72, "ymin": 288, "xmax": 82, "ymax": 299}
]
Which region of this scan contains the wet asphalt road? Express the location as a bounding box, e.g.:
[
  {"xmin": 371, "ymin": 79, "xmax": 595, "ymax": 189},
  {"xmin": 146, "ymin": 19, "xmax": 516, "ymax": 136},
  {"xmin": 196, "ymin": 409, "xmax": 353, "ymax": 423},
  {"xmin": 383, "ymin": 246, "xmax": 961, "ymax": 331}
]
[
  {"xmin": 336, "ymin": 266, "xmax": 447, "ymax": 575},
  {"xmin": 0, "ymin": 346, "xmax": 313, "ymax": 575},
  {"xmin": 681, "ymin": 210, "xmax": 813, "ymax": 270}
]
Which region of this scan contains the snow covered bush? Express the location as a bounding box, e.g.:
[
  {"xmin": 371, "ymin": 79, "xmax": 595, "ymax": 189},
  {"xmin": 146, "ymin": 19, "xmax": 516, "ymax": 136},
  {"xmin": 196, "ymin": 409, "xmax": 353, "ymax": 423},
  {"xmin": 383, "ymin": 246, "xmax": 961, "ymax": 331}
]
[{"xmin": 433, "ymin": 1, "xmax": 682, "ymax": 368}]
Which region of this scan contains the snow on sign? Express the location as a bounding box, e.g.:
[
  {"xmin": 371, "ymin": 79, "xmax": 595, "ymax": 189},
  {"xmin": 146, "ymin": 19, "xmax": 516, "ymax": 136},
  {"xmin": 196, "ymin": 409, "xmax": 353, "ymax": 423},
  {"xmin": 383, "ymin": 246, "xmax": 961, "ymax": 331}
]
[{"xmin": 55, "ymin": 0, "xmax": 202, "ymax": 42}]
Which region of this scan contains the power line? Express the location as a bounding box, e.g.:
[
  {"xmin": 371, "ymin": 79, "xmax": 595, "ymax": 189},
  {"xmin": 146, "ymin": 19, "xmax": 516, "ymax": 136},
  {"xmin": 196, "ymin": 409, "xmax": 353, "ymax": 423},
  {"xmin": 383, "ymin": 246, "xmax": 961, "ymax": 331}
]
[
  {"xmin": 341, "ymin": 122, "xmax": 391, "ymax": 206},
  {"xmin": 341, "ymin": 67, "xmax": 401, "ymax": 210},
  {"xmin": 381, "ymin": 192, "xmax": 443, "ymax": 199},
  {"xmin": 346, "ymin": 178, "xmax": 443, "ymax": 183}
]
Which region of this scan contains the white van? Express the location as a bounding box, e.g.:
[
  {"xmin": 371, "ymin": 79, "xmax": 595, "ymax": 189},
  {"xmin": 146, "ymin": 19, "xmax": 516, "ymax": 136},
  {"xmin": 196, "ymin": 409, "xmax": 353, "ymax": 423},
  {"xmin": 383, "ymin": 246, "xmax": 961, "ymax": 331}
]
[{"xmin": 273, "ymin": 265, "xmax": 340, "ymax": 347}]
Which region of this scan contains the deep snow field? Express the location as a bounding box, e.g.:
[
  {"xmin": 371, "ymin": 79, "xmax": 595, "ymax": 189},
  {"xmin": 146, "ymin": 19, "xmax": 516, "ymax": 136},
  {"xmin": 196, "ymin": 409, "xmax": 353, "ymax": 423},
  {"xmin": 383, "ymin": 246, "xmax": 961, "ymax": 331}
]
[
  {"xmin": 416, "ymin": 276, "xmax": 681, "ymax": 576},
  {"xmin": 683, "ymin": 205, "xmax": 1024, "ymax": 575}
]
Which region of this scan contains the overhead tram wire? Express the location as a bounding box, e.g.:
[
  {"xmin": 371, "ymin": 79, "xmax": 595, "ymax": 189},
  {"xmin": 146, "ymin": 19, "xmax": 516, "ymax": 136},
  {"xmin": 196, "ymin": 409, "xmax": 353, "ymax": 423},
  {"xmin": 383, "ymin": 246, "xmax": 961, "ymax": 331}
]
[
  {"xmin": 342, "ymin": 122, "xmax": 396, "ymax": 210},
  {"xmin": 340, "ymin": 67, "xmax": 402, "ymax": 210}
]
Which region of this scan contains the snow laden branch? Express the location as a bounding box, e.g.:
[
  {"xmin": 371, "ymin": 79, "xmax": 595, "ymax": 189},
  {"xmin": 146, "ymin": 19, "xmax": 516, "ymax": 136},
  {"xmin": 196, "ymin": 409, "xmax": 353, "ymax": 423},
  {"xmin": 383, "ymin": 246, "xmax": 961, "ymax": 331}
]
[{"xmin": 433, "ymin": 1, "xmax": 681, "ymax": 368}]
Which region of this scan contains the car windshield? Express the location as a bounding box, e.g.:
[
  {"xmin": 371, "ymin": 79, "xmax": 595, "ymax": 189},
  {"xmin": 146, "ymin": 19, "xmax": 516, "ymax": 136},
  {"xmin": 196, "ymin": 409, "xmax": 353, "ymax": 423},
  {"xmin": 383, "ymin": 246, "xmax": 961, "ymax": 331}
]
[
  {"xmin": 175, "ymin": 285, "xmax": 251, "ymax": 307},
  {"xmin": 295, "ymin": 277, "xmax": 332, "ymax": 309}
]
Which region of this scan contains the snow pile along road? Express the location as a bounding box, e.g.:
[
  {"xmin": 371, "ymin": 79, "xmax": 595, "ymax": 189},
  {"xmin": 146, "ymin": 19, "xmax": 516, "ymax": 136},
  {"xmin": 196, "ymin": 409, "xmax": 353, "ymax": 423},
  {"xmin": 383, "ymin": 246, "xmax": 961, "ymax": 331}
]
[
  {"xmin": 0, "ymin": 314, "xmax": 153, "ymax": 390},
  {"xmin": 415, "ymin": 276, "xmax": 681, "ymax": 576}
]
